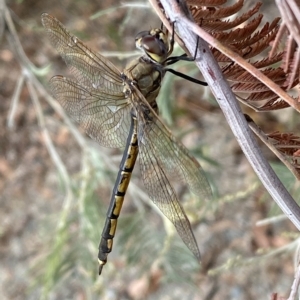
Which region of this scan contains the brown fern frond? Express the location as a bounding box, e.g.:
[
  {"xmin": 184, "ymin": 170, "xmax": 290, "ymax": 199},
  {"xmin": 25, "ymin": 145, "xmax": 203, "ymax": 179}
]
[
  {"xmin": 244, "ymin": 91, "xmax": 281, "ymax": 102},
  {"xmin": 213, "ymin": 14, "xmax": 263, "ymax": 44},
  {"xmin": 224, "ymin": 64, "xmax": 287, "ymax": 90},
  {"xmin": 186, "ymin": 0, "xmax": 299, "ymax": 110},
  {"xmin": 271, "ymin": 0, "xmax": 300, "ymax": 89},
  {"xmin": 270, "ymin": 131, "xmax": 300, "ymax": 156},
  {"xmin": 223, "ymin": 54, "xmax": 284, "ymax": 79},
  {"xmin": 280, "ymin": 38, "xmax": 300, "ymax": 89},
  {"xmin": 212, "ymin": 18, "xmax": 280, "ymax": 62},
  {"xmin": 232, "ymin": 82, "xmax": 272, "ymax": 93},
  {"xmin": 268, "ymin": 131, "xmax": 300, "ymax": 174},
  {"xmin": 232, "ymin": 18, "xmax": 280, "ymax": 50},
  {"xmin": 157, "ymin": 0, "xmax": 299, "ymax": 117},
  {"xmin": 258, "ymin": 99, "xmax": 291, "ymax": 111},
  {"xmin": 269, "ymin": 23, "xmax": 287, "ymax": 57},
  {"xmin": 187, "ymin": 0, "xmax": 227, "ymax": 7},
  {"xmin": 237, "ymin": 73, "xmax": 295, "ymax": 105},
  {"xmin": 241, "ymin": 27, "xmax": 279, "ymax": 59},
  {"xmin": 232, "ymin": 79, "xmax": 286, "ymax": 93},
  {"xmin": 249, "ymin": 121, "xmax": 300, "ymax": 179},
  {"xmin": 252, "ymin": 54, "xmax": 283, "ymax": 68},
  {"xmin": 197, "ymin": 4, "xmax": 262, "ymax": 32},
  {"xmin": 189, "ymin": 0, "xmax": 244, "ymax": 20},
  {"xmin": 282, "ymin": 36, "xmax": 297, "ymax": 72},
  {"xmin": 234, "ymin": 68, "xmax": 286, "ymax": 84},
  {"xmin": 284, "ymin": 47, "xmax": 300, "ymax": 87},
  {"xmin": 209, "ymin": 17, "xmax": 280, "ymax": 60}
]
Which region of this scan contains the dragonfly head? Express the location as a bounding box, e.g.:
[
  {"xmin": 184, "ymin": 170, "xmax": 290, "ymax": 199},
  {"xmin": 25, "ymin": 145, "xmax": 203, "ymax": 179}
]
[{"xmin": 135, "ymin": 28, "xmax": 172, "ymax": 64}]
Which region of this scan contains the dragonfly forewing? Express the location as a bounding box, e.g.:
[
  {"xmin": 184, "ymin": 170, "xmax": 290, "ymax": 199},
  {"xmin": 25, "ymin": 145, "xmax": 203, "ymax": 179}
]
[
  {"xmin": 50, "ymin": 75, "xmax": 131, "ymax": 147},
  {"xmin": 41, "ymin": 13, "xmax": 125, "ymax": 96}
]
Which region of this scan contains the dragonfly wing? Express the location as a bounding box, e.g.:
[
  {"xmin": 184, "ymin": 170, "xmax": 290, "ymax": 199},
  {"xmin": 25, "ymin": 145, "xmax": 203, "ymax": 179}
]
[
  {"xmin": 138, "ymin": 110, "xmax": 211, "ymax": 199},
  {"xmin": 50, "ymin": 76, "xmax": 131, "ymax": 148},
  {"xmin": 134, "ymin": 91, "xmax": 212, "ymax": 259},
  {"xmin": 41, "ymin": 13, "xmax": 124, "ymax": 93}
]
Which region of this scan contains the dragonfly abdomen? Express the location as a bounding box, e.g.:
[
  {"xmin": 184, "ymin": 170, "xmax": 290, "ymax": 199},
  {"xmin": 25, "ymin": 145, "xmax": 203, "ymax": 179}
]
[{"xmin": 98, "ymin": 116, "xmax": 138, "ymax": 274}]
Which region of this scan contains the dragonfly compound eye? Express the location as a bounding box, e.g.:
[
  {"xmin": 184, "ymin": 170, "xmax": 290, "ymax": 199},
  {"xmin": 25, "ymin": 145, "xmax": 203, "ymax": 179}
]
[{"xmin": 135, "ymin": 29, "xmax": 170, "ymax": 63}]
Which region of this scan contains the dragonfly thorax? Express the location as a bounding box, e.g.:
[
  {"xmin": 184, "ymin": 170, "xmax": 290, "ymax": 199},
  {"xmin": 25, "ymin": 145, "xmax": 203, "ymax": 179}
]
[
  {"xmin": 123, "ymin": 56, "xmax": 164, "ymax": 112},
  {"xmin": 135, "ymin": 28, "xmax": 172, "ymax": 64}
]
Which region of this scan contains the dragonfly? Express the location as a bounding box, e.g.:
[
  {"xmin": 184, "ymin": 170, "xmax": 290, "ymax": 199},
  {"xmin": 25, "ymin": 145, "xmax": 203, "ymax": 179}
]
[{"xmin": 41, "ymin": 13, "xmax": 212, "ymax": 275}]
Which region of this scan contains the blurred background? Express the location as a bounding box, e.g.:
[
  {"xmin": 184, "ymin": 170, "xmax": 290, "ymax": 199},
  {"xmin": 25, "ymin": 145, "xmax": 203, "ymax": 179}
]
[{"xmin": 1, "ymin": 0, "xmax": 300, "ymax": 299}]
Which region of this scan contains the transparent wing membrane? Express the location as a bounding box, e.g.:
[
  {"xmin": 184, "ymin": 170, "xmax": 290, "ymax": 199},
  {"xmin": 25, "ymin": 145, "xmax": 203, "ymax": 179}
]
[
  {"xmin": 50, "ymin": 76, "xmax": 131, "ymax": 147},
  {"xmin": 42, "ymin": 14, "xmax": 124, "ymax": 92},
  {"xmin": 42, "ymin": 13, "xmax": 211, "ymax": 274},
  {"xmin": 135, "ymin": 89, "xmax": 211, "ymax": 258}
]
